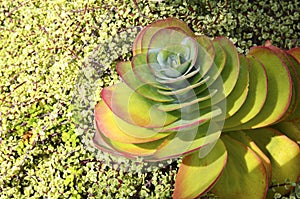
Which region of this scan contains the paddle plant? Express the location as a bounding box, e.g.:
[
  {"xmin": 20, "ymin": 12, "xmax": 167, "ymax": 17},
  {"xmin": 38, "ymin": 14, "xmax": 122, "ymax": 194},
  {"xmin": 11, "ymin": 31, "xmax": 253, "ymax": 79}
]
[{"xmin": 93, "ymin": 18, "xmax": 300, "ymax": 198}]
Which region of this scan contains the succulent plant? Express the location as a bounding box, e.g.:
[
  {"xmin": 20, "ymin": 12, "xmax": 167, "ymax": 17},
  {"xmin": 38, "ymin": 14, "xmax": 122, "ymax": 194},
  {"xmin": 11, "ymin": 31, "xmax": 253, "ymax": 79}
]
[{"xmin": 94, "ymin": 18, "xmax": 300, "ymax": 198}]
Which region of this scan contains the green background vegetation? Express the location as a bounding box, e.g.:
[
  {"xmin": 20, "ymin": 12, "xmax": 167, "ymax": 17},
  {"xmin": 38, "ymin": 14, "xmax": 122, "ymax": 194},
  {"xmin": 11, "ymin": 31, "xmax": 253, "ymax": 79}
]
[{"xmin": 0, "ymin": 0, "xmax": 299, "ymax": 198}]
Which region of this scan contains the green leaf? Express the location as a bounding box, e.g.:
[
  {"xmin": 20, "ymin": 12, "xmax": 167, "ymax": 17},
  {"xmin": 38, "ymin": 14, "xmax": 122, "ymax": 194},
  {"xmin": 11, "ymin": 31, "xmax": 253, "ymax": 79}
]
[
  {"xmin": 215, "ymin": 54, "xmax": 249, "ymax": 120},
  {"xmin": 157, "ymin": 75, "xmax": 210, "ymax": 96},
  {"xmin": 280, "ymin": 50, "xmax": 300, "ymax": 121},
  {"xmin": 132, "ymin": 53, "xmax": 171, "ymax": 90},
  {"xmin": 132, "ymin": 18, "xmax": 195, "ymax": 56},
  {"xmin": 154, "ymin": 107, "xmax": 222, "ymax": 132},
  {"xmin": 94, "ymin": 101, "xmax": 172, "ymax": 144},
  {"xmin": 116, "ymin": 61, "xmax": 174, "ymax": 102},
  {"xmin": 240, "ymin": 47, "xmax": 293, "ymax": 129},
  {"xmin": 196, "ymin": 37, "xmax": 240, "ymax": 108},
  {"xmin": 101, "ymin": 82, "xmax": 178, "ymax": 128},
  {"xmin": 173, "ymin": 139, "xmax": 227, "ymax": 199},
  {"xmin": 156, "ymin": 45, "xmax": 192, "ymax": 76},
  {"xmin": 226, "ymin": 130, "xmax": 272, "ymax": 183},
  {"xmin": 93, "ymin": 124, "xmax": 130, "ymax": 158},
  {"xmin": 94, "ymin": 124, "xmax": 163, "ymax": 157},
  {"xmin": 152, "ymin": 121, "xmax": 222, "ymax": 160},
  {"xmin": 273, "ymin": 121, "xmax": 300, "ymax": 143},
  {"xmin": 211, "ymin": 135, "xmax": 268, "ymax": 199},
  {"xmin": 189, "ymin": 35, "xmax": 216, "ymax": 83},
  {"xmin": 245, "ymin": 127, "xmax": 300, "ymax": 196},
  {"xmin": 191, "ymin": 40, "xmax": 226, "ymax": 90},
  {"xmin": 223, "ymin": 55, "xmax": 267, "ymax": 129},
  {"xmin": 147, "ymin": 31, "xmax": 200, "ymax": 84},
  {"xmin": 288, "ymin": 47, "xmax": 300, "ymax": 63},
  {"xmin": 157, "ymin": 89, "xmax": 217, "ymax": 112},
  {"xmin": 147, "ymin": 28, "xmax": 189, "ymax": 56},
  {"xmin": 213, "ymin": 37, "xmax": 240, "ymax": 97},
  {"xmin": 266, "ymin": 45, "xmax": 300, "ymax": 121}
]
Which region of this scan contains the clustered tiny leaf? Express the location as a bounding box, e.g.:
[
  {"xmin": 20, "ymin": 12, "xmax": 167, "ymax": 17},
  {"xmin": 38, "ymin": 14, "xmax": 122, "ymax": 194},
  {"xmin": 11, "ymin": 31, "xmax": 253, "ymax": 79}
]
[{"xmin": 94, "ymin": 18, "xmax": 300, "ymax": 199}]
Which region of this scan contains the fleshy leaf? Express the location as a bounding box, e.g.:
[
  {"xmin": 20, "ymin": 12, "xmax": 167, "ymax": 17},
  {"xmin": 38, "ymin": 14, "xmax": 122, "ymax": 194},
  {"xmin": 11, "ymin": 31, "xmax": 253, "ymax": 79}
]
[
  {"xmin": 211, "ymin": 135, "xmax": 268, "ymax": 199},
  {"xmin": 282, "ymin": 52, "xmax": 300, "ymax": 121},
  {"xmin": 157, "ymin": 75, "xmax": 210, "ymax": 96},
  {"xmin": 147, "ymin": 28, "xmax": 193, "ymax": 78},
  {"xmin": 94, "ymin": 101, "xmax": 172, "ymax": 144},
  {"xmin": 192, "ymin": 40, "xmax": 226, "ymax": 92},
  {"xmin": 132, "ymin": 18, "xmax": 195, "ymax": 55},
  {"xmin": 116, "ymin": 61, "xmax": 174, "ymax": 102},
  {"xmin": 266, "ymin": 45, "xmax": 300, "ymax": 121},
  {"xmin": 215, "ymin": 54, "xmax": 249, "ymax": 120},
  {"xmin": 102, "ymin": 130, "xmax": 165, "ymax": 157},
  {"xmin": 188, "ymin": 35, "xmax": 215, "ymax": 83},
  {"xmin": 288, "ymin": 47, "xmax": 300, "ymax": 62},
  {"xmin": 132, "ymin": 53, "xmax": 171, "ymax": 90},
  {"xmin": 157, "ymin": 89, "xmax": 217, "ymax": 112},
  {"xmin": 194, "ymin": 35, "xmax": 215, "ymax": 76},
  {"xmin": 154, "ymin": 107, "xmax": 222, "ymax": 132},
  {"xmin": 239, "ymin": 47, "xmax": 293, "ymax": 128},
  {"xmin": 223, "ymin": 56, "xmax": 268, "ymax": 129},
  {"xmin": 196, "ymin": 37, "xmax": 240, "ymax": 108},
  {"xmin": 93, "ymin": 123, "xmax": 136, "ymax": 159},
  {"xmin": 173, "ymin": 139, "xmax": 227, "ymax": 199},
  {"xmin": 213, "ymin": 37, "xmax": 240, "ymax": 97},
  {"xmin": 245, "ymin": 127, "xmax": 300, "ymax": 196},
  {"xmin": 227, "ymin": 131, "xmax": 272, "ymax": 183},
  {"xmin": 274, "ymin": 121, "xmax": 300, "ymax": 144},
  {"xmin": 153, "ymin": 122, "xmax": 222, "ymax": 160},
  {"xmin": 101, "ymin": 82, "xmax": 178, "ymax": 128}
]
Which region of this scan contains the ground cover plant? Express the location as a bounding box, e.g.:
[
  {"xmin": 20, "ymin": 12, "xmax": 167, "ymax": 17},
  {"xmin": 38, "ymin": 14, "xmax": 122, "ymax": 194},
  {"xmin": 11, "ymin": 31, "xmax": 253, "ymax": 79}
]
[{"xmin": 0, "ymin": 0, "xmax": 299, "ymax": 198}]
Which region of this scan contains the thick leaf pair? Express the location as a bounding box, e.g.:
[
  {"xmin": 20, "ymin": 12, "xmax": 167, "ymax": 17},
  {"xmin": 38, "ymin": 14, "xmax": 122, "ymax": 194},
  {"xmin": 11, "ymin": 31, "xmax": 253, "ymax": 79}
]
[
  {"xmin": 175, "ymin": 127, "xmax": 300, "ymax": 198},
  {"xmin": 93, "ymin": 18, "xmax": 300, "ymax": 198},
  {"xmin": 223, "ymin": 45, "xmax": 300, "ymax": 130}
]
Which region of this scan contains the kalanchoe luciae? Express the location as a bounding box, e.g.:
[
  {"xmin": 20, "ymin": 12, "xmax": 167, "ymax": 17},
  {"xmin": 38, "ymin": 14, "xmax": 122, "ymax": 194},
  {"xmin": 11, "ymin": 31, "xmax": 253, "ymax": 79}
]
[{"xmin": 94, "ymin": 18, "xmax": 300, "ymax": 198}]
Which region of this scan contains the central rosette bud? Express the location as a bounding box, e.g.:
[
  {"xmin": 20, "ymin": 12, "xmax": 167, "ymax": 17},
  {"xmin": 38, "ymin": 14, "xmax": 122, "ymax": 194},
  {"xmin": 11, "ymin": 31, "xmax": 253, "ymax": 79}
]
[
  {"xmin": 152, "ymin": 42, "xmax": 193, "ymax": 79},
  {"xmin": 156, "ymin": 46, "xmax": 190, "ymax": 76},
  {"xmin": 146, "ymin": 29, "xmax": 201, "ymax": 90}
]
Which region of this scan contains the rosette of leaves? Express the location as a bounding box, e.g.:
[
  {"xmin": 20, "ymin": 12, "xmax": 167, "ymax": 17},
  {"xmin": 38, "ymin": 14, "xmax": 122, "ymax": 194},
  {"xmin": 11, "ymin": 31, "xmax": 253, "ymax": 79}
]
[{"xmin": 94, "ymin": 18, "xmax": 300, "ymax": 198}]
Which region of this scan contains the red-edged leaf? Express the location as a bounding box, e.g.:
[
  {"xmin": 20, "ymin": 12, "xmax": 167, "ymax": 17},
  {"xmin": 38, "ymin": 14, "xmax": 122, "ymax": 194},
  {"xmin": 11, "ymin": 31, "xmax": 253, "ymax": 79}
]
[
  {"xmin": 94, "ymin": 101, "xmax": 172, "ymax": 144},
  {"xmin": 288, "ymin": 47, "xmax": 300, "ymax": 62},
  {"xmin": 93, "ymin": 122, "xmax": 136, "ymax": 159},
  {"xmin": 213, "ymin": 37, "xmax": 240, "ymax": 97},
  {"xmin": 116, "ymin": 61, "xmax": 174, "ymax": 102},
  {"xmin": 228, "ymin": 47, "xmax": 293, "ymax": 130},
  {"xmin": 189, "ymin": 35, "xmax": 216, "ymax": 83},
  {"xmin": 98, "ymin": 129, "xmax": 166, "ymax": 157},
  {"xmin": 157, "ymin": 90, "xmax": 217, "ymax": 112},
  {"xmin": 193, "ymin": 41, "xmax": 226, "ymax": 94},
  {"xmin": 266, "ymin": 45, "xmax": 300, "ymax": 121},
  {"xmin": 245, "ymin": 127, "xmax": 300, "ymax": 196},
  {"xmin": 173, "ymin": 139, "xmax": 227, "ymax": 199},
  {"xmin": 101, "ymin": 82, "xmax": 179, "ymax": 128},
  {"xmin": 227, "ymin": 131, "xmax": 272, "ymax": 183},
  {"xmin": 215, "ymin": 54, "xmax": 249, "ymax": 121},
  {"xmin": 223, "ymin": 56, "xmax": 268, "ymax": 129},
  {"xmin": 274, "ymin": 121, "xmax": 300, "ymax": 144},
  {"xmin": 154, "ymin": 108, "xmax": 221, "ymax": 132},
  {"xmin": 197, "ymin": 37, "xmax": 240, "ymax": 108},
  {"xmin": 211, "ymin": 135, "xmax": 268, "ymax": 199},
  {"xmin": 152, "ymin": 122, "xmax": 222, "ymax": 160},
  {"xmin": 132, "ymin": 18, "xmax": 195, "ymax": 55},
  {"xmin": 132, "ymin": 53, "xmax": 171, "ymax": 90}
]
